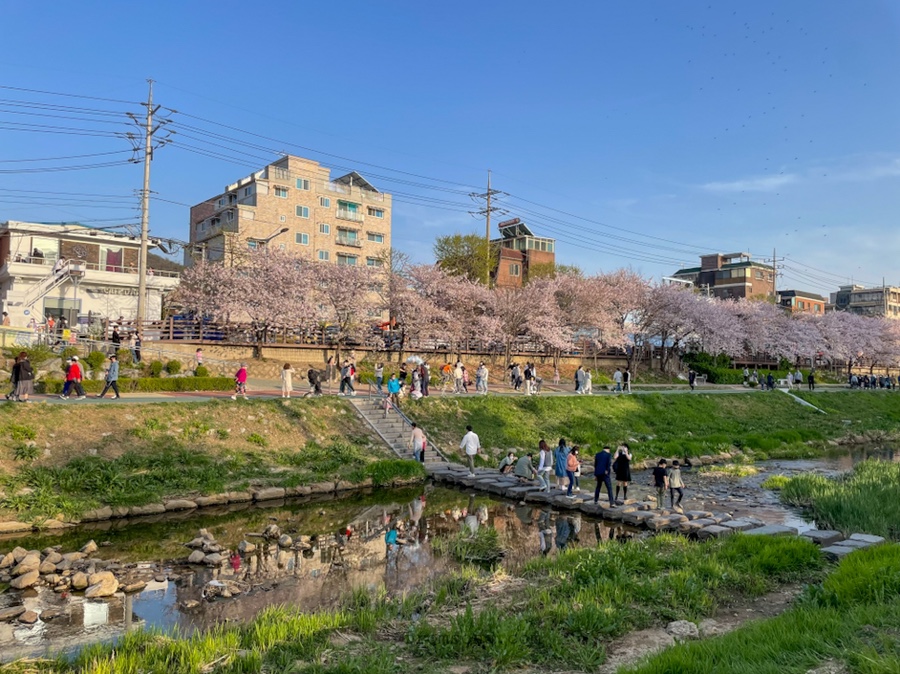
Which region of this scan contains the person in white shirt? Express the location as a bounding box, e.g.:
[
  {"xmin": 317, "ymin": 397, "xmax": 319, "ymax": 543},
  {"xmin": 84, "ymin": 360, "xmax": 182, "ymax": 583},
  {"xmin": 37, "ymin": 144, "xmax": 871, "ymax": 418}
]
[
  {"xmin": 613, "ymin": 368, "xmax": 623, "ymax": 392},
  {"xmin": 537, "ymin": 439, "xmax": 553, "ymax": 491},
  {"xmin": 459, "ymin": 425, "xmax": 481, "ymax": 476}
]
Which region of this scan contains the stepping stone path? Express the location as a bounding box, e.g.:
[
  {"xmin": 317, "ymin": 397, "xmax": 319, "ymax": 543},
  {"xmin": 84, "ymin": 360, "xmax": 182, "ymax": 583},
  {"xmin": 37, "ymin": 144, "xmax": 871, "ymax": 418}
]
[{"xmin": 426, "ymin": 465, "xmax": 889, "ymax": 560}]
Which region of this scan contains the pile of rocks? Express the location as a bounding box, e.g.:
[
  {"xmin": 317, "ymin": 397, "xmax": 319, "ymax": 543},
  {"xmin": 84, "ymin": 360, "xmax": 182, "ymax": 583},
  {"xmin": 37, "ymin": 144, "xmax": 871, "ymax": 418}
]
[
  {"xmin": 182, "ymin": 525, "xmax": 312, "ymax": 569},
  {"xmin": 185, "ymin": 528, "xmax": 229, "ymax": 566}
]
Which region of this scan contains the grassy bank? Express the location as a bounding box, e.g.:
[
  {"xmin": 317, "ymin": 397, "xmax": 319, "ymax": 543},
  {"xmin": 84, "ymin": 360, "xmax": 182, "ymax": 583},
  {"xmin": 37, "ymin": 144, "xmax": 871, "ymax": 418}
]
[
  {"xmin": 405, "ymin": 392, "xmax": 900, "ymax": 465},
  {"xmin": 4, "ymin": 534, "xmax": 824, "ymax": 673},
  {"xmin": 777, "ymin": 460, "xmax": 900, "ymax": 540},
  {"xmin": 623, "ymin": 544, "xmax": 900, "ymax": 674},
  {"xmin": 0, "ymin": 399, "xmax": 422, "ymax": 522}
]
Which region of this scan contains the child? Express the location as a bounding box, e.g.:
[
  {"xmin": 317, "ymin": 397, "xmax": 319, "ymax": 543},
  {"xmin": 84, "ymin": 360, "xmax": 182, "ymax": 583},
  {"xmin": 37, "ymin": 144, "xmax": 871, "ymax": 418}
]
[
  {"xmin": 651, "ymin": 459, "xmax": 669, "ymax": 510},
  {"xmin": 231, "ymin": 363, "xmax": 248, "ymax": 400},
  {"xmin": 668, "ymin": 460, "xmax": 685, "ymax": 510}
]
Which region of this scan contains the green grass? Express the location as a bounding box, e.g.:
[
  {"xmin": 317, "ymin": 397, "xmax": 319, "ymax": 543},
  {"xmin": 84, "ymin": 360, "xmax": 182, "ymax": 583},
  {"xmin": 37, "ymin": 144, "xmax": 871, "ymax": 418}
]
[
  {"xmin": 405, "ymin": 392, "xmax": 895, "ymax": 464},
  {"xmin": 698, "ymin": 464, "xmax": 759, "ymax": 478},
  {"xmin": 432, "ymin": 527, "xmax": 505, "ymax": 568},
  {"xmin": 623, "ymin": 544, "xmax": 900, "ymax": 674},
  {"xmin": 779, "ymin": 460, "xmax": 900, "ymax": 540},
  {"xmin": 761, "ymin": 474, "xmax": 791, "ymax": 490}
]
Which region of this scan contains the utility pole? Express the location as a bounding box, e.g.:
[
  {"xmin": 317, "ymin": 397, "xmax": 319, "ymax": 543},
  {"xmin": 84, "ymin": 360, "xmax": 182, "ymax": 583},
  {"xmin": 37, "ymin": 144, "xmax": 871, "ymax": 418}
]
[
  {"xmin": 469, "ymin": 170, "xmax": 503, "ymax": 286},
  {"xmin": 765, "ymin": 248, "xmax": 784, "ymax": 302}
]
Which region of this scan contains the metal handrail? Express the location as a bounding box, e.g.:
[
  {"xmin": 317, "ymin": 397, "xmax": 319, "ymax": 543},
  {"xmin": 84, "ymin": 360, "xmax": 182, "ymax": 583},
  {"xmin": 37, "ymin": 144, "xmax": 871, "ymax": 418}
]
[{"xmin": 363, "ymin": 378, "xmax": 450, "ymax": 462}]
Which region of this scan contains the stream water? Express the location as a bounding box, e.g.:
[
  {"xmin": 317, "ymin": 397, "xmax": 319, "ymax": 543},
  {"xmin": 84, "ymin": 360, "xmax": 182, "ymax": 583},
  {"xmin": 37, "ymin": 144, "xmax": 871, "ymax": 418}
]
[{"xmin": 0, "ymin": 446, "xmax": 895, "ymax": 662}]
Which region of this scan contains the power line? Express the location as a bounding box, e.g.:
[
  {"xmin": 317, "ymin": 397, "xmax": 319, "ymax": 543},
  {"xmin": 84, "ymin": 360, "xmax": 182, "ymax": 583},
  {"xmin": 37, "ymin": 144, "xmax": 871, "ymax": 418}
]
[
  {"xmin": 0, "ymin": 160, "xmax": 135, "ymax": 174},
  {"xmin": 0, "ymin": 84, "xmax": 139, "ymax": 105},
  {"xmin": 0, "ymin": 150, "xmax": 132, "ymax": 163}
]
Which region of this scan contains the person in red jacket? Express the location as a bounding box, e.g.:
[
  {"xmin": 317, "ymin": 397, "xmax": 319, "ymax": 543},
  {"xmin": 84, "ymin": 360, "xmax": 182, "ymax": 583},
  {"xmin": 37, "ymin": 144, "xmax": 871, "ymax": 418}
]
[
  {"xmin": 231, "ymin": 363, "xmax": 248, "ymax": 400},
  {"xmin": 59, "ymin": 356, "xmax": 86, "ymax": 400}
]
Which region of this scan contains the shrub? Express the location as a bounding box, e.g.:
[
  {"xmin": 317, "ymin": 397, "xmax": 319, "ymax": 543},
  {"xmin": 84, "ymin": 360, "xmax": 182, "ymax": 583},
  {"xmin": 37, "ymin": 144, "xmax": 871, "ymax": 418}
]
[
  {"xmin": 246, "ymin": 433, "xmax": 268, "ymax": 447},
  {"xmin": 6, "ymin": 423, "xmax": 37, "ymax": 441},
  {"xmin": 116, "ymin": 348, "xmax": 133, "ymax": 366},
  {"xmin": 165, "ymin": 360, "xmax": 182, "ymax": 375},
  {"xmin": 761, "ymin": 474, "xmax": 791, "ymax": 490},
  {"xmin": 2, "ymin": 345, "xmax": 57, "ymax": 368},
  {"xmin": 147, "ymin": 360, "xmax": 164, "ymax": 377},
  {"xmin": 432, "ymin": 528, "xmax": 505, "ymax": 567},
  {"xmin": 83, "ymin": 350, "xmax": 107, "ymax": 379},
  {"xmin": 37, "ymin": 377, "xmax": 234, "ymax": 394},
  {"xmin": 194, "ymin": 365, "xmax": 210, "ymax": 378}
]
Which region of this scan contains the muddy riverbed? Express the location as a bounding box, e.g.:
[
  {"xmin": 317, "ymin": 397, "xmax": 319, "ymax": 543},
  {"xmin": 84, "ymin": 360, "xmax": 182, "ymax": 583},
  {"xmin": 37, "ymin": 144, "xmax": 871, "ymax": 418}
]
[{"xmin": 0, "ymin": 447, "xmax": 893, "ymax": 662}]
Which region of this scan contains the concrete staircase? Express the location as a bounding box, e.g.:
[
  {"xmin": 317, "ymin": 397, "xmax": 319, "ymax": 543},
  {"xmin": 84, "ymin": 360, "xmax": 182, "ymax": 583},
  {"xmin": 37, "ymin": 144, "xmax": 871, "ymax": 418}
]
[{"xmin": 349, "ymin": 396, "xmax": 448, "ymax": 463}]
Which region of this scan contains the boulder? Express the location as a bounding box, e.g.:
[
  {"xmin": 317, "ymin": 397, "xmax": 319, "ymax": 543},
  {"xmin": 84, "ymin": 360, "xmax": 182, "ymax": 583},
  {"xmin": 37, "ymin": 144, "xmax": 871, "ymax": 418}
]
[
  {"xmin": 666, "ymin": 620, "xmax": 699, "ymax": 641},
  {"xmin": 199, "ymin": 528, "xmax": 216, "ymax": 540},
  {"xmin": 286, "ymin": 486, "xmax": 312, "ymax": 497},
  {"xmin": 194, "ymin": 494, "xmax": 229, "ymax": 507},
  {"xmin": 39, "ymin": 561, "xmax": 58, "ymax": 574},
  {"xmin": 253, "ymin": 487, "xmax": 286, "ymax": 501},
  {"xmin": 697, "ymin": 525, "xmax": 733, "ymax": 540},
  {"xmin": 0, "ymin": 606, "xmax": 26, "ymax": 622},
  {"xmin": 84, "ymin": 571, "xmax": 118, "ymax": 598},
  {"xmin": 308, "ymin": 481, "xmax": 335, "ymax": 495},
  {"xmin": 187, "ymin": 550, "xmax": 206, "ymax": 564},
  {"xmin": 44, "ymin": 551, "xmax": 63, "ymax": 565},
  {"xmin": 81, "ymin": 506, "xmax": 113, "ymax": 522},
  {"xmin": 18, "ymin": 610, "xmax": 40, "ymax": 625},
  {"xmin": 164, "ymin": 499, "xmax": 197, "ymax": 511},
  {"xmin": 698, "ymin": 618, "xmax": 729, "ymax": 638},
  {"xmin": 40, "ymin": 608, "xmax": 64, "ymax": 621},
  {"xmin": 62, "ymin": 552, "xmax": 86, "ymax": 563},
  {"xmin": 71, "ymin": 572, "xmax": 89, "ymax": 590},
  {"xmin": 10, "ymin": 570, "xmax": 39, "ymax": 589},
  {"xmin": 278, "ymin": 534, "xmax": 293, "ymax": 548},
  {"xmin": 0, "ymin": 522, "xmax": 32, "ymax": 535},
  {"xmin": 237, "ymin": 540, "xmax": 256, "ymax": 555},
  {"xmin": 121, "ymin": 581, "xmax": 147, "ymax": 594},
  {"xmin": 11, "ymin": 547, "xmax": 29, "ymax": 563},
  {"xmin": 0, "ymin": 552, "xmax": 15, "ymax": 569},
  {"xmin": 129, "ymin": 503, "xmax": 166, "ymax": 516},
  {"xmin": 263, "ymin": 524, "xmax": 281, "ymax": 539},
  {"xmin": 203, "ymin": 553, "xmax": 224, "ymax": 566},
  {"xmin": 12, "ymin": 553, "xmax": 41, "ymax": 576},
  {"xmin": 185, "ymin": 537, "xmax": 206, "ymax": 549},
  {"xmin": 80, "ymin": 540, "xmax": 99, "ymax": 555},
  {"xmin": 226, "ymin": 491, "xmax": 253, "ymax": 503}
]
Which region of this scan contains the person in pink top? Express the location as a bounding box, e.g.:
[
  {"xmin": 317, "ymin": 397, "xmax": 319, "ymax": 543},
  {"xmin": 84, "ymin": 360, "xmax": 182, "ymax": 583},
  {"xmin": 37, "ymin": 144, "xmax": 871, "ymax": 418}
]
[{"xmin": 231, "ymin": 363, "xmax": 248, "ymax": 400}]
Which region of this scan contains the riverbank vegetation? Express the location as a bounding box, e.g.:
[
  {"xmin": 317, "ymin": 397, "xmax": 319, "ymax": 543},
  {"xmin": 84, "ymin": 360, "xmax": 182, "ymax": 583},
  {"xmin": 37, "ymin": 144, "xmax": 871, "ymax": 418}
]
[
  {"xmin": 406, "ymin": 391, "xmax": 900, "ymax": 465},
  {"xmin": 2, "ymin": 534, "xmax": 825, "ymax": 673},
  {"xmin": 778, "ymin": 460, "xmax": 900, "ymax": 541},
  {"xmin": 0, "ymin": 399, "xmax": 421, "ymax": 522},
  {"xmin": 623, "ymin": 544, "xmax": 900, "ymax": 674}
]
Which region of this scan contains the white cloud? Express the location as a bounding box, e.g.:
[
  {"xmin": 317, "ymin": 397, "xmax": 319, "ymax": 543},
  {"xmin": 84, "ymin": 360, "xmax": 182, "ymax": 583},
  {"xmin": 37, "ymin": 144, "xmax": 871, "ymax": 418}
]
[
  {"xmin": 829, "ymin": 157, "xmax": 900, "ymax": 182},
  {"xmin": 700, "ymin": 173, "xmax": 798, "ymax": 193}
]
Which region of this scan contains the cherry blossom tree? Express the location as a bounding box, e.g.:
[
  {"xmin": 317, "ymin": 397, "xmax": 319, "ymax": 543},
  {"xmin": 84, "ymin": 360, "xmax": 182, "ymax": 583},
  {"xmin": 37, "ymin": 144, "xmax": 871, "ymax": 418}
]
[{"xmin": 314, "ymin": 262, "xmax": 377, "ymax": 364}]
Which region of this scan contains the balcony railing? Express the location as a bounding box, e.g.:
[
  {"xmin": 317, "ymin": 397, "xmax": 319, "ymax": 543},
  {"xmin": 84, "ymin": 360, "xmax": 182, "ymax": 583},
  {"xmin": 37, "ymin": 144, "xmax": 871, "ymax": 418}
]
[
  {"xmin": 336, "ymin": 209, "xmax": 364, "ymax": 223},
  {"xmin": 7, "ymin": 256, "xmax": 180, "ymax": 278},
  {"xmin": 335, "ymin": 235, "xmax": 362, "ymax": 248}
]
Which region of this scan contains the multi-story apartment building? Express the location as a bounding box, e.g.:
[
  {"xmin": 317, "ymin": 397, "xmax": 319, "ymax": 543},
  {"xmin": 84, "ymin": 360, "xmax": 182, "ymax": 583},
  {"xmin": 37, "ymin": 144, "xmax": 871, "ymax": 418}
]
[
  {"xmin": 0, "ymin": 221, "xmax": 179, "ymax": 327},
  {"xmin": 777, "ymin": 289, "xmax": 826, "ymax": 314},
  {"xmin": 187, "ymin": 155, "xmax": 391, "ymax": 269},
  {"xmin": 830, "ymin": 284, "xmax": 900, "ymax": 319},
  {"xmin": 671, "ymin": 252, "xmax": 776, "ymax": 299},
  {"xmin": 491, "ymin": 218, "xmax": 556, "ymax": 288}
]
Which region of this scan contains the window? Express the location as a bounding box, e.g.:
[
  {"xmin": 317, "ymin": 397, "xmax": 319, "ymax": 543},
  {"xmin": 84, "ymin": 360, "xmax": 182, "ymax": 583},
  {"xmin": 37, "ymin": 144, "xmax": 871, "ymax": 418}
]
[
  {"xmin": 295, "ymin": 205, "xmax": 309, "ymax": 218},
  {"xmin": 225, "ymin": 210, "xmax": 235, "ymax": 222},
  {"xmin": 274, "ymin": 186, "xmax": 289, "ymax": 198},
  {"xmin": 295, "ymin": 233, "xmax": 309, "ymax": 245},
  {"xmin": 319, "ymin": 197, "xmax": 331, "ymax": 208},
  {"xmin": 366, "ymin": 257, "xmax": 384, "ymax": 268},
  {"xmin": 319, "ymin": 223, "xmax": 330, "ymax": 235},
  {"xmin": 367, "ymin": 207, "xmax": 384, "ymax": 218},
  {"xmin": 272, "ymin": 167, "xmax": 290, "ymax": 180},
  {"xmin": 99, "ymin": 245, "xmax": 123, "ymax": 272},
  {"xmin": 217, "ymin": 197, "xmax": 226, "ymax": 207},
  {"xmin": 296, "ymin": 178, "xmax": 310, "ymax": 190},
  {"xmin": 243, "ymin": 186, "xmax": 253, "ymax": 197},
  {"xmin": 317, "ymin": 250, "xmax": 330, "ymax": 261},
  {"xmin": 336, "ymin": 228, "xmax": 360, "ymax": 246},
  {"xmin": 367, "ymin": 232, "xmax": 384, "ymax": 244},
  {"xmin": 509, "ymin": 263, "xmax": 521, "ymax": 277},
  {"xmin": 279, "ymin": 215, "xmax": 286, "ymax": 222},
  {"xmin": 247, "ymin": 240, "xmax": 258, "ymax": 250},
  {"xmin": 814, "ymin": 304, "xmax": 821, "ymax": 313},
  {"xmin": 337, "ymin": 254, "xmax": 358, "ymax": 266}
]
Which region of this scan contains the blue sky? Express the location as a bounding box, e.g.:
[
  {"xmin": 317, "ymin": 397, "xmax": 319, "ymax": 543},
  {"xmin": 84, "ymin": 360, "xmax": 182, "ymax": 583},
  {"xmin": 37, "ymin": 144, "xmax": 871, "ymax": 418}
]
[{"xmin": 2, "ymin": 1, "xmax": 900, "ymax": 295}]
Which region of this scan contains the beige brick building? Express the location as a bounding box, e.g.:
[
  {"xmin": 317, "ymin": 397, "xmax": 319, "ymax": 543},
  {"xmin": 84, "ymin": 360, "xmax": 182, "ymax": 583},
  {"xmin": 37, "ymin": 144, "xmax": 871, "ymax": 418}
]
[{"xmin": 187, "ymin": 155, "xmax": 392, "ymax": 268}]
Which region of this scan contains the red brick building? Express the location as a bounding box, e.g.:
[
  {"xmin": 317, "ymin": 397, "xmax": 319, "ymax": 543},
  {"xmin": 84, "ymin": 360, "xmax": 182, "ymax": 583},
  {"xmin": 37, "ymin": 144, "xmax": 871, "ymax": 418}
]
[{"xmin": 491, "ymin": 218, "xmax": 555, "ymax": 288}]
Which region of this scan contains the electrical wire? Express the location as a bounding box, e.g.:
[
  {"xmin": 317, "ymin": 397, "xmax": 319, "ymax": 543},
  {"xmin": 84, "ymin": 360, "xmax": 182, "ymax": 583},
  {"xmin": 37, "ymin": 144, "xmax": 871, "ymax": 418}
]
[
  {"xmin": 0, "ymin": 160, "xmax": 135, "ymax": 174},
  {"xmin": 0, "ymin": 150, "xmax": 133, "ymax": 163},
  {"xmin": 0, "ymin": 84, "xmax": 139, "ymax": 105}
]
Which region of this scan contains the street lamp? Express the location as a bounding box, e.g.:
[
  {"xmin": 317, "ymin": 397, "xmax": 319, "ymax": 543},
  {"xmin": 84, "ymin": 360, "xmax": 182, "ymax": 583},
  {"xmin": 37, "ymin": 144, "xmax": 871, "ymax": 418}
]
[{"xmin": 261, "ymin": 227, "xmax": 290, "ymax": 248}]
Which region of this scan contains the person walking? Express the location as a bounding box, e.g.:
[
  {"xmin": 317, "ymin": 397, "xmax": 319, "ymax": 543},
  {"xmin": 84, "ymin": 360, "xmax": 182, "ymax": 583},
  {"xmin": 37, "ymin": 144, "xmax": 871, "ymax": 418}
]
[
  {"xmin": 743, "ymin": 367, "xmax": 750, "ymax": 385},
  {"xmin": 374, "ymin": 362, "xmax": 384, "ymax": 394},
  {"xmin": 111, "ymin": 327, "xmax": 122, "ymax": 354},
  {"xmin": 668, "ymin": 460, "xmax": 685, "ymax": 510},
  {"xmin": 127, "ymin": 333, "xmax": 137, "ymax": 363},
  {"xmin": 623, "ymin": 368, "xmax": 632, "ymax": 394},
  {"xmin": 281, "ymin": 363, "xmax": 295, "ymax": 399},
  {"xmin": 409, "ymin": 423, "xmax": 427, "ymax": 463},
  {"xmin": 339, "ymin": 360, "xmax": 356, "ymax": 396},
  {"xmin": 12, "ymin": 352, "xmax": 34, "ymax": 403},
  {"xmin": 808, "ymin": 370, "xmax": 816, "ymax": 391},
  {"xmin": 454, "ymin": 361, "xmax": 464, "ymax": 394},
  {"xmin": 420, "ymin": 363, "xmax": 430, "ymax": 397},
  {"xmin": 475, "ymin": 362, "xmax": 488, "ymax": 394},
  {"xmin": 613, "ymin": 368, "xmax": 623, "ymax": 392},
  {"xmin": 325, "ymin": 356, "xmax": 336, "ymax": 389},
  {"xmin": 553, "ymin": 438, "xmax": 569, "ymax": 489},
  {"xmin": 69, "ymin": 356, "xmax": 86, "ymax": 399},
  {"xmin": 133, "ymin": 334, "xmax": 142, "ymax": 364},
  {"xmin": 584, "ymin": 369, "xmax": 593, "ymax": 395},
  {"xmin": 574, "ymin": 366, "xmax": 586, "ymax": 394},
  {"xmin": 688, "ymin": 369, "xmax": 696, "ymax": 391},
  {"xmin": 566, "ymin": 447, "xmax": 581, "ymax": 497},
  {"xmin": 652, "ymin": 459, "xmax": 669, "ymax": 509},
  {"xmin": 387, "ymin": 373, "xmax": 401, "ymax": 409},
  {"xmin": 398, "ymin": 362, "xmax": 409, "ymax": 391},
  {"xmin": 794, "ymin": 368, "xmax": 803, "ymax": 390},
  {"xmin": 97, "ymin": 354, "xmax": 121, "ymax": 399},
  {"xmin": 553, "ymin": 367, "xmax": 560, "ymax": 386},
  {"xmin": 613, "ymin": 444, "xmax": 632, "ymax": 503},
  {"xmin": 537, "ymin": 439, "xmax": 553, "ymax": 491},
  {"xmin": 593, "ymin": 445, "xmax": 614, "ymax": 506},
  {"xmin": 231, "ymin": 363, "xmax": 248, "ymax": 400},
  {"xmin": 194, "ymin": 348, "xmax": 203, "ymax": 373},
  {"xmin": 306, "ymin": 366, "xmax": 323, "ymax": 396},
  {"xmin": 460, "ymin": 425, "xmax": 481, "ymax": 476}
]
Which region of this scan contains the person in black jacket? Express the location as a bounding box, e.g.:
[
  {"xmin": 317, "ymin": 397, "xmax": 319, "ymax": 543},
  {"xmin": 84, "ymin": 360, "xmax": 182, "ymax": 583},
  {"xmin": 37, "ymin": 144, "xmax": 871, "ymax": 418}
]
[
  {"xmin": 12, "ymin": 352, "xmax": 34, "ymax": 403},
  {"xmin": 593, "ymin": 445, "xmax": 615, "ymax": 506}
]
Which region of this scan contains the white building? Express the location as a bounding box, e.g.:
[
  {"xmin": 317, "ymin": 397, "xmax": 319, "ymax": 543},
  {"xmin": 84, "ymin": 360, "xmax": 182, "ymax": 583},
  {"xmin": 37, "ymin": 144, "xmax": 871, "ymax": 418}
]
[{"xmin": 0, "ymin": 221, "xmax": 179, "ymax": 328}]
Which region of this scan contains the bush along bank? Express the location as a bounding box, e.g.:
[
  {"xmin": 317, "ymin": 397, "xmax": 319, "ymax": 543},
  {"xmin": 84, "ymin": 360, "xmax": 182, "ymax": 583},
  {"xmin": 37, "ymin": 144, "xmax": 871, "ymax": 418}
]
[{"xmin": 36, "ymin": 376, "xmax": 235, "ymax": 394}]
